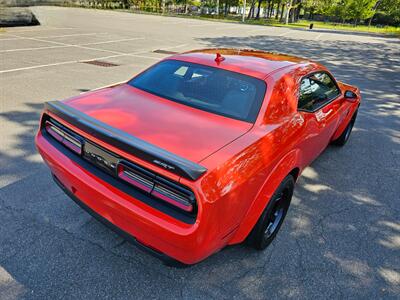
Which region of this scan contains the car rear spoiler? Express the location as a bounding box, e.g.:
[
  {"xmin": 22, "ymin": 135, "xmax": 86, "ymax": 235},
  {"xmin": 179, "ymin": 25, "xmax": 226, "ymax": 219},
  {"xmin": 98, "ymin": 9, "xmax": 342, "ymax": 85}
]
[{"xmin": 44, "ymin": 101, "xmax": 207, "ymax": 181}]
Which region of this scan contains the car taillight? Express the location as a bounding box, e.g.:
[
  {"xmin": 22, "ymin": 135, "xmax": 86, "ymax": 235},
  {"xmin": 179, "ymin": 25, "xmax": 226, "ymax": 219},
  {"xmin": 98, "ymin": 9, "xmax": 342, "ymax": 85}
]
[
  {"xmin": 45, "ymin": 120, "xmax": 82, "ymax": 155},
  {"xmin": 117, "ymin": 161, "xmax": 195, "ymax": 213},
  {"xmin": 117, "ymin": 161, "xmax": 154, "ymax": 193},
  {"xmin": 151, "ymin": 178, "xmax": 195, "ymax": 212}
]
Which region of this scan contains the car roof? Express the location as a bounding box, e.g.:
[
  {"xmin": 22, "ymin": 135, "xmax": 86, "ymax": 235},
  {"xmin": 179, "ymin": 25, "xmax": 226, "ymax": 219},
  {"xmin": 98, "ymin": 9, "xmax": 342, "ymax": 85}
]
[{"xmin": 167, "ymin": 48, "xmax": 319, "ymax": 80}]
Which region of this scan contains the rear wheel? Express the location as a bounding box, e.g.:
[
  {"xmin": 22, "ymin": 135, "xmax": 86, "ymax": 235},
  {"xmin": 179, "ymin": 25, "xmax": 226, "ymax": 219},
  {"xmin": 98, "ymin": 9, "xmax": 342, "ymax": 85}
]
[
  {"xmin": 246, "ymin": 175, "xmax": 295, "ymax": 250},
  {"xmin": 332, "ymin": 109, "xmax": 358, "ymax": 146}
]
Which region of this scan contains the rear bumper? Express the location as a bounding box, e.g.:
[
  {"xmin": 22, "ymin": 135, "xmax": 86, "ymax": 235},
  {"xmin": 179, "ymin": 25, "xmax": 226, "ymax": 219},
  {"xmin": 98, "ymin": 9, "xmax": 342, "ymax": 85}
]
[
  {"xmin": 52, "ymin": 174, "xmax": 186, "ymax": 267},
  {"xmin": 35, "ymin": 130, "xmax": 220, "ymax": 265}
]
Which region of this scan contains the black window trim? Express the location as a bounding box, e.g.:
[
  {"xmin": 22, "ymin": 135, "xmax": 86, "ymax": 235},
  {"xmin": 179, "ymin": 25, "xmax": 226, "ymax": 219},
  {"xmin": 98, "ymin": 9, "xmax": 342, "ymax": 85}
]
[
  {"xmin": 297, "ymin": 70, "xmax": 343, "ymax": 114},
  {"xmin": 127, "ymin": 59, "xmax": 268, "ymax": 124}
]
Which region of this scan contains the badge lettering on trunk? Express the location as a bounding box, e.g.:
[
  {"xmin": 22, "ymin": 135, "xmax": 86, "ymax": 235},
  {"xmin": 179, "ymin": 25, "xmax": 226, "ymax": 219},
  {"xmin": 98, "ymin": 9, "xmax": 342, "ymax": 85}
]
[
  {"xmin": 153, "ymin": 159, "xmax": 175, "ymax": 170},
  {"xmin": 83, "ymin": 142, "xmax": 119, "ymax": 175}
]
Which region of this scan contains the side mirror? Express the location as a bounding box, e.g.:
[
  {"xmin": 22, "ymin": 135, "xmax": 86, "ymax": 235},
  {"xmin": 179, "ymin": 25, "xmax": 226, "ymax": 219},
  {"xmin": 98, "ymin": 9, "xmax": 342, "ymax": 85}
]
[{"xmin": 344, "ymin": 90, "xmax": 357, "ymax": 101}]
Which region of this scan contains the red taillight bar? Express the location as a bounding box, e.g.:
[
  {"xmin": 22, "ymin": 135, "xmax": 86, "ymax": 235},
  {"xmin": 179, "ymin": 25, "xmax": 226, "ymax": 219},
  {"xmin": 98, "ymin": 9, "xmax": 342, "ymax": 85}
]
[
  {"xmin": 117, "ymin": 163, "xmax": 154, "ymax": 193},
  {"xmin": 45, "ymin": 120, "xmax": 82, "ymax": 155},
  {"xmin": 152, "ymin": 185, "xmax": 193, "ymax": 212},
  {"xmin": 117, "ymin": 161, "xmax": 195, "ymax": 213}
]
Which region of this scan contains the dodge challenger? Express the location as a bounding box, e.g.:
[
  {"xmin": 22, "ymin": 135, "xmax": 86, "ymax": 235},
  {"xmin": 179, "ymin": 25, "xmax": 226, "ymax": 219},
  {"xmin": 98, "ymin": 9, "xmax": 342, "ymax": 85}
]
[{"xmin": 35, "ymin": 48, "xmax": 361, "ymax": 266}]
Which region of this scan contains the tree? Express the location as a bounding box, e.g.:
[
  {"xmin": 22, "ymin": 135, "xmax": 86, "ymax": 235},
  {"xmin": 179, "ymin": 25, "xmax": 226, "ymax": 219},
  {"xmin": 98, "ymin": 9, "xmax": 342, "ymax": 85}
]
[
  {"xmin": 284, "ymin": 0, "xmax": 301, "ymax": 24},
  {"xmin": 347, "ymin": 0, "xmax": 376, "ymax": 25},
  {"xmin": 284, "ymin": 0, "xmax": 292, "ymax": 24},
  {"xmin": 370, "ymin": 0, "xmax": 400, "ymax": 25}
]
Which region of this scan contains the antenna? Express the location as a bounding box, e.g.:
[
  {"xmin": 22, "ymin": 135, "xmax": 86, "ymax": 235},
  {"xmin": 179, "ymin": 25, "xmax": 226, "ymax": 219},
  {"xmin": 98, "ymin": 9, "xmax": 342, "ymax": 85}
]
[{"xmin": 215, "ymin": 53, "xmax": 225, "ymax": 63}]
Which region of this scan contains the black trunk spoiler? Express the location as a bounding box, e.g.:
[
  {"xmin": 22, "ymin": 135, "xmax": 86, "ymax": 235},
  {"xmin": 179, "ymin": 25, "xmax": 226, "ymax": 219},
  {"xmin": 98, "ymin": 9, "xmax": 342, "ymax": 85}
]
[{"xmin": 44, "ymin": 101, "xmax": 207, "ymax": 181}]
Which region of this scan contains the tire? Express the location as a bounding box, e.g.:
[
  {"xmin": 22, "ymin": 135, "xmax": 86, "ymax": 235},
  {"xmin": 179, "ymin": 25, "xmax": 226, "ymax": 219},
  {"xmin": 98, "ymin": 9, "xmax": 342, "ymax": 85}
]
[
  {"xmin": 246, "ymin": 175, "xmax": 295, "ymax": 250},
  {"xmin": 332, "ymin": 109, "xmax": 358, "ymax": 146}
]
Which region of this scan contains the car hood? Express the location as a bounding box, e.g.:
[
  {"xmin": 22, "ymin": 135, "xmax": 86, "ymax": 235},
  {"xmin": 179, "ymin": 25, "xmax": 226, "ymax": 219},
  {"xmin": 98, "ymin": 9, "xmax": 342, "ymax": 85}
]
[{"xmin": 63, "ymin": 83, "xmax": 253, "ymax": 163}]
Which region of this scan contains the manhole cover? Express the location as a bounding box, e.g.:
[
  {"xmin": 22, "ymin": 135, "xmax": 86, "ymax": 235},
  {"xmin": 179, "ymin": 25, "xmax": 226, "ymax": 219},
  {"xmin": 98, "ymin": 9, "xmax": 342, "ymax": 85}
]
[
  {"xmin": 153, "ymin": 49, "xmax": 178, "ymax": 55},
  {"xmin": 82, "ymin": 60, "xmax": 119, "ymax": 67}
]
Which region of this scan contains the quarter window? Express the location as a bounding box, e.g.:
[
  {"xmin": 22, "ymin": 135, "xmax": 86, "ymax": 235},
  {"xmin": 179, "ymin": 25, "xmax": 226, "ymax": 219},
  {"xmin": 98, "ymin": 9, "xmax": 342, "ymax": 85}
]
[{"xmin": 298, "ymin": 72, "xmax": 340, "ymax": 111}]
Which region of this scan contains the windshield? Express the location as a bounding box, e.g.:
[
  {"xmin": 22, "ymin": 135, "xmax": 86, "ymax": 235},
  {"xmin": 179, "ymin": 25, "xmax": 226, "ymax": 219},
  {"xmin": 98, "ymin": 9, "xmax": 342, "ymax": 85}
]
[{"xmin": 128, "ymin": 60, "xmax": 266, "ymax": 123}]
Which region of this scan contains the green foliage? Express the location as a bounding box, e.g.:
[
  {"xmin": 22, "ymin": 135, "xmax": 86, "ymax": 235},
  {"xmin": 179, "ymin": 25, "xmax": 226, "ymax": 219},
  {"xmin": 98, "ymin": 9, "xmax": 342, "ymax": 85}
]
[
  {"xmin": 347, "ymin": 0, "xmax": 376, "ymax": 22},
  {"xmin": 378, "ymin": 0, "xmax": 400, "ymax": 23},
  {"xmin": 75, "ymin": 0, "xmax": 399, "ymax": 26}
]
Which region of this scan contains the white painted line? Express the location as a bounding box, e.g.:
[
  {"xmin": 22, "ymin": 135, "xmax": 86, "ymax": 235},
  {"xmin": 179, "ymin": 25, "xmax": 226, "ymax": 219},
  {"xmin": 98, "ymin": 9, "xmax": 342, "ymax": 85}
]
[
  {"xmin": 31, "ymin": 32, "xmax": 109, "ymax": 39},
  {"xmin": 0, "ymin": 32, "xmax": 108, "ymax": 42},
  {"xmin": 0, "ymin": 37, "xmax": 144, "ymax": 53},
  {"xmin": 161, "ymin": 19, "xmax": 190, "ymax": 25},
  {"xmin": 188, "ymin": 23, "xmax": 218, "ymax": 27},
  {"xmin": 216, "ymin": 25, "xmax": 242, "ymax": 30},
  {"xmin": 0, "ymin": 52, "xmax": 155, "ymax": 74},
  {"xmin": 315, "ymin": 32, "xmax": 324, "ymax": 40},
  {"xmin": 0, "ymin": 37, "xmax": 145, "ymax": 53},
  {"xmin": 277, "ymin": 31, "xmax": 293, "ymax": 37},
  {"xmin": 0, "ymin": 45, "xmax": 67, "ymax": 53},
  {"xmin": 7, "ymin": 34, "xmax": 128, "ymax": 56},
  {"xmin": 0, "ymin": 36, "xmax": 29, "ymax": 41},
  {"xmin": 0, "ymin": 46, "xmax": 172, "ymax": 74},
  {"xmin": 152, "ymin": 43, "xmax": 188, "ymax": 52},
  {"xmin": 0, "ymin": 59, "xmax": 91, "ymax": 74},
  {"xmin": 82, "ymin": 37, "xmax": 145, "ymax": 46},
  {"xmin": 81, "ymin": 81, "xmax": 126, "ymax": 93},
  {"xmin": 248, "ymin": 27, "xmax": 271, "ymax": 34},
  {"xmin": 5, "ymin": 27, "xmax": 75, "ymax": 33},
  {"xmin": 0, "ymin": 38, "xmax": 188, "ymax": 74},
  {"xmin": 166, "ymin": 43, "xmax": 188, "ymax": 50}
]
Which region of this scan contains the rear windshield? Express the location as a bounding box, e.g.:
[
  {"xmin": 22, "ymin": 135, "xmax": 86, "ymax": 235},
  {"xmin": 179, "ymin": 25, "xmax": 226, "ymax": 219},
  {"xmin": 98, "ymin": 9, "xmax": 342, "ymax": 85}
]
[{"xmin": 128, "ymin": 60, "xmax": 266, "ymax": 123}]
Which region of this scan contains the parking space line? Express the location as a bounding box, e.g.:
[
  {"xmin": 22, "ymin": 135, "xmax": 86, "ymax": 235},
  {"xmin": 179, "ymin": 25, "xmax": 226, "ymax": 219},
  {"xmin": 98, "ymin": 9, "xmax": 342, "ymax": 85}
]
[
  {"xmin": 1, "ymin": 45, "xmax": 67, "ymax": 52},
  {"xmin": 161, "ymin": 19, "xmax": 191, "ymax": 25},
  {"xmin": 188, "ymin": 23, "xmax": 219, "ymax": 27},
  {"xmin": 34, "ymin": 32, "xmax": 109, "ymax": 39},
  {"xmin": 83, "ymin": 37, "xmax": 145, "ymax": 45},
  {"xmin": 0, "ymin": 32, "xmax": 109, "ymax": 42},
  {"xmin": 84, "ymin": 81, "xmax": 126, "ymax": 93},
  {"xmin": 0, "ymin": 59, "xmax": 92, "ymax": 73},
  {"xmin": 0, "ymin": 37, "xmax": 145, "ymax": 53},
  {"xmin": 0, "ymin": 43, "xmax": 188, "ymax": 74},
  {"xmin": 315, "ymin": 33, "xmax": 324, "ymax": 40},
  {"xmin": 4, "ymin": 27, "xmax": 75, "ymax": 33},
  {"xmin": 0, "ymin": 37, "xmax": 22, "ymax": 41},
  {"xmin": 7, "ymin": 34, "xmax": 130, "ymax": 56},
  {"xmin": 248, "ymin": 27, "xmax": 272, "ymax": 34},
  {"xmin": 0, "ymin": 53, "xmax": 152, "ymax": 74},
  {"xmin": 277, "ymin": 31, "xmax": 293, "ymax": 36},
  {"xmin": 216, "ymin": 24, "xmax": 242, "ymax": 30}
]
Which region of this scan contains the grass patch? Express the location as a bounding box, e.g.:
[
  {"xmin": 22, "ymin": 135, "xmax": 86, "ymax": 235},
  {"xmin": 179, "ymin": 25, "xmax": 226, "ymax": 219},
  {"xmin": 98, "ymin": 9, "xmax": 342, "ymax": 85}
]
[
  {"xmin": 274, "ymin": 20, "xmax": 400, "ymax": 36},
  {"xmin": 190, "ymin": 15, "xmax": 400, "ymax": 36}
]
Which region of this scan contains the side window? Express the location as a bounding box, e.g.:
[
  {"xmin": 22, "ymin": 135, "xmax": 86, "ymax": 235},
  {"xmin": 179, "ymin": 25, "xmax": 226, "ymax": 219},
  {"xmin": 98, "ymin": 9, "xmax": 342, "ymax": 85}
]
[{"xmin": 298, "ymin": 72, "xmax": 341, "ymax": 111}]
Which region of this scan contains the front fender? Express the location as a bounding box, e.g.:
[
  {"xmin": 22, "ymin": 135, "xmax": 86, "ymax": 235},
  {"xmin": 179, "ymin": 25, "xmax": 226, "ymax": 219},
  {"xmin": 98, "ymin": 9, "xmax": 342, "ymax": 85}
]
[{"xmin": 228, "ymin": 149, "xmax": 301, "ymax": 244}]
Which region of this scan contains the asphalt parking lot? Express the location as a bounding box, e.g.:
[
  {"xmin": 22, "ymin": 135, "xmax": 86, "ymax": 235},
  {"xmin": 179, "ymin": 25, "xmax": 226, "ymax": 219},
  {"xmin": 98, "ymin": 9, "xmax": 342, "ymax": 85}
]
[{"xmin": 1, "ymin": 6, "xmax": 399, "ymax": 299}]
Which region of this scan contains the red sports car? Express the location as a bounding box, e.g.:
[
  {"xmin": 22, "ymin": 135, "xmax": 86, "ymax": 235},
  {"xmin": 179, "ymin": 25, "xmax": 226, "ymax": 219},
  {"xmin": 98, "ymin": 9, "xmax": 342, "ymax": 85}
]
[{"xmin": 35, "ymin": 49, "xmax": 361, "ymax": 266}]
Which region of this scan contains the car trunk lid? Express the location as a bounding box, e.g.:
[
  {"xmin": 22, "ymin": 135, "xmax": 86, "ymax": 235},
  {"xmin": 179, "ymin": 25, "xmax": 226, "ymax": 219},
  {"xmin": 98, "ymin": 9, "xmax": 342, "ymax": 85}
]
[{"xmin": 63, "ymin": 83, "xmax": 253, "ymax": 163}]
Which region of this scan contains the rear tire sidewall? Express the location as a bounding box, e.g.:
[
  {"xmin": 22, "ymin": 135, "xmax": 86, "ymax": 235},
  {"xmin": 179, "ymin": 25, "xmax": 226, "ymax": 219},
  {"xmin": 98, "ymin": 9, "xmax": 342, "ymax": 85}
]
[
  {"xmin": 333, "ymin": 109, "xmax": 358, "ymax": 146},
  {"xmin": 247, "ymin": 175, "xmax": 295, "ymax": 250}
]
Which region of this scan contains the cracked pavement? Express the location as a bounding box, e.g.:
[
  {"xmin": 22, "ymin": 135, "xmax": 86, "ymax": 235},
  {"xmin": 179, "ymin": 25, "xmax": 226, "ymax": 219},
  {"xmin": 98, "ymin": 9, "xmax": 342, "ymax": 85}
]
[{"xmin": 1, "ymin": 6, "xmax": 400, "ymax": 299}]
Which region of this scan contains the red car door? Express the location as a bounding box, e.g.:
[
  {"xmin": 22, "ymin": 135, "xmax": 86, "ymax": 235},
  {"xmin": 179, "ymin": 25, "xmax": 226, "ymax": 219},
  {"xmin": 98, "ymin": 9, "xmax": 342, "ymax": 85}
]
[{"xmin": 298, "ymin": 72, "xmax": 344, "ymax": 165}]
